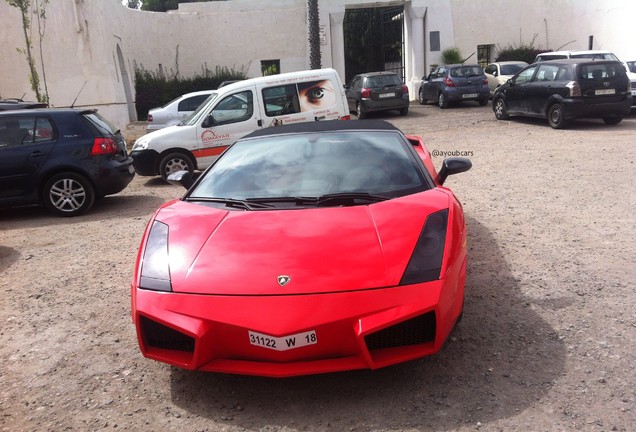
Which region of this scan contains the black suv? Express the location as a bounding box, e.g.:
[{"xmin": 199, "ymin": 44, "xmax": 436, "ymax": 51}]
[
  {"xmin": 492, "ymin": 59, "xmax": 632, "ymax": 128},
  {"xmin": 345, "ymin": 72, "xmax": 409, "ymax": 119},
  {"xmin": 0, "ymin": 109, "xmax": 134, "ymax": 216}
]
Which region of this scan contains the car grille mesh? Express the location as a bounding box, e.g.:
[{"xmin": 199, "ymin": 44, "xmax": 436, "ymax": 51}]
[
  {"xmin": 140, "ymin": 316, "xmax": 195, "ymax": 352},
  {"xmin": 364, "ymin": 311, "xmax": 436, "ymax": 351}
]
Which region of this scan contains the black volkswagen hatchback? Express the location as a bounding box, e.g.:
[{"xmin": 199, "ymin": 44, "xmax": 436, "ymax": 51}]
[
  {"xmin": 492, "ymin": 59, "xmax": 632, "ymax": 128},
  {"xmin": 0, "ymin": 109, "xmax": 135, "ymax": 216}
]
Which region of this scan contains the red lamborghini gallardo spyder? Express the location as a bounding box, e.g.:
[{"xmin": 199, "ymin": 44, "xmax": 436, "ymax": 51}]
[{"xmin": 131, "ymin": 120, "xmax": 471, "ymax": 377}]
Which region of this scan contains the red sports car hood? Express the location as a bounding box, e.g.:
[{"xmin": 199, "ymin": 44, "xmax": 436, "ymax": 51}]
[{"xmin": 153, "ymin": 190, "xmax": 450, "ymax": 295}]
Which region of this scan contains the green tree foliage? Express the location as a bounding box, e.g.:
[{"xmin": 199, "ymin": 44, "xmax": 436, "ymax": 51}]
[
  {"xmin": 496, "ymin": 44, "xmax": 544, "ymax": 64},
  {"xmin": 308, "ymin": 0, "xmax": 321, "ymax": 69},
  {"xmin": 134, "ymin": 64, "xmax": 248, "ymax": 119},
  {"xmin": 6, "ymin": 0, "xmax": 49, "ymax": 103},
  {"xmin": 141, "ymin": 0, "xmax": 212, "ymax": 12},
  {"xmin": 441, "ymin": 47, "xmax": 462, "ymax": 64}
]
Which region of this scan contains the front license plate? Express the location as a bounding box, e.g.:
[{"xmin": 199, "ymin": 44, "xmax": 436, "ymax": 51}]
[
  {"xmin": 379, "ymin": 92, "xmax": 395, "ymax": 98},
  {"xmin": 462, "ymin": 93, "xmax": 478, "ymax": 99},
  {"xmin": 595, "ymin": 89, "xmax": 615, "ymax": 95},
  {"xmin": 248, "ymin": 330, "xmax": 317, "ymax": 351}
]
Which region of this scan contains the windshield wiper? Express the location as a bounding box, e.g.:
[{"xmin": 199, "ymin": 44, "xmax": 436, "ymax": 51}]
[
  {"xmin": 186, "ymin": 197, "xmax": 273, "ymax": 210},
  {"xmin": 245, "ymin": 193, "xmax": 389, "ymax": 207}
]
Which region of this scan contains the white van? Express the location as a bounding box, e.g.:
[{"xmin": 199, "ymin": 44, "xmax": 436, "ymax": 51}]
[{"xmin": 131, "ymin": 68, "xmax": 350, "ymax": 180}]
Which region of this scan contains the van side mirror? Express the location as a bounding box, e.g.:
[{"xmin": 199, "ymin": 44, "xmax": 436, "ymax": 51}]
[
  {"xmin": 436, "ymin": 157, "xmax": 472, "ymax": 185},
  {"xmin": 202, "ymin": 114, "xmax": 215, "ymax": 128}
]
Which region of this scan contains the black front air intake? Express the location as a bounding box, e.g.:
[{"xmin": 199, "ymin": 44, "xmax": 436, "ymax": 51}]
[
  {"xmin": 364, "ymin": 312, "xmax": 436, "ymax": 350},
  {"xmin": 140, "ymin": 316, "xmax": 195, "ymax": 352}
]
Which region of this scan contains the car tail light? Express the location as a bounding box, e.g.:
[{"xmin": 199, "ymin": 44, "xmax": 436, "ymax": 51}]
[
  {"xmin": 483, "ymin": 77, "xmax": 489, "ymax": 85},
  {"xmin": 401, "ymin": 84, "xmax": 409, "ymax": 95},
  {"xmin": 361, "ymin": 88, "xmax": 372, "ymax": 98},
  {"xmin": 147, "ymin": 114, "xmax": 153, "ymax": 122},
  {"xmin": 90, "ymin": 137, "xmax": 118, "ymax": 156},
  {"xmin": 444, "ymin": 77, "xmax": 455, "ymax": 87},
  {"xmin": 567, "ymin": 81, "xmax": 581, "ymax": 97}
]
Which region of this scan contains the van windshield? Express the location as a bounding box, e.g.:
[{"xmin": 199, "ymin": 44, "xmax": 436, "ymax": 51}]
[{"xmin": 183, "ymin": 92, "xmax": 218, "ymax": 126}]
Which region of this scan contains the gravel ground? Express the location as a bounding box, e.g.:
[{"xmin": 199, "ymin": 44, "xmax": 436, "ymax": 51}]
[{"xmin": 1, "ymin": 103, "xmax": 634, "ymax": 432}]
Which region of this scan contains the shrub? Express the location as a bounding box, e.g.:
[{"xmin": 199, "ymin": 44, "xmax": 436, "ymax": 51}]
[
  {"xmin": 495, "ymin": 44, "xmax": 545, "ymax": 64},
  {"xmin": 441, "ymin": 47, "xmax": 463, "ymax": 64},
  {"xmin": 134, "ymin": 64, "xmax": 249, "ymax": 120}
]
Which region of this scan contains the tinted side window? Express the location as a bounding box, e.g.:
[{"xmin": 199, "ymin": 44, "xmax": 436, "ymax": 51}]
[
  {"xmin": 0, "ymin": 117, "xmax": 34, "ymax": 148},
  {"xmin": 178, "ymin": 95, "xmax": 209, "ymax": 112},
  {"xmin": 485, "ymin": 65, "xmax": 496, "ymax": 75},
  {"xmin": 536, "ymin": 64, "xmax": 560, "ymax": 81},
  {"xmin": 263, "ymin": 85, "xmax": 300, "ymax": 117},
  {"xmin": 514, "ymin": 66, "xmax": 537, "ymax": 84},
  {"xmin": 211, "ymin": 90, "xmax": 253, "ymax": 125}
]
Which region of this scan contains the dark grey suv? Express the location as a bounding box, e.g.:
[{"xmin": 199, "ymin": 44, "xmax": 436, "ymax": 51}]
[
  {"xmin": 345, "ymin": 72, "xmax": 409, "ymax": 119},
  {"xmin": 0, "ymin": 109, "xmax": 134, "ymax": 216},
  {"xmin": 419, "ymin": 64, "xmax": 490, "ymax": 108},
  {"xmin": 492, "ymin": 59, "xmax": 632, "ymax": 128}
]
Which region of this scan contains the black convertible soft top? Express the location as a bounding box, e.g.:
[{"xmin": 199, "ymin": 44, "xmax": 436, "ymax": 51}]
[{"xmin": 243, "ymin": 119, "xmax": 400, "ymax": 139}]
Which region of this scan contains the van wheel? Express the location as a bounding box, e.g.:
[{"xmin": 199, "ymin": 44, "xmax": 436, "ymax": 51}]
[
  {"xmin": 548, "ymin": 103, "xmax": 567, "ymax": 129},
  {"xmin": 159, "ymin": 152, "xmax": 195, "ymax": 182},
  {"xmin": 418, "ymin": 89, "xmax": 427, "ymax": 105},
  {"xmin": 356, "ymin": 102, "xmax": 366, "ymax": 119},
  {"xmin": 493, "ymin": 98, "xmax": 509, "ymax": 120},
  {"xmin": 602, "ymin": 116, "xmax": 623, "ymax": 125},
  {"xmin": 438, "ymin": 93, "xmax": 448, "ymax": 109},
  {"xmin": 43, "ymin": 172, "xmax": 95, "ymax": 217}
]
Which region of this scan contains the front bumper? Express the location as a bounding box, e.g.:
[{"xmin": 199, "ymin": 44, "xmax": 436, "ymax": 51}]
[
  {"xmin": 132, "ymin": 265, "xmax": 465, "ymax": 377},
  {"xmin": 130, "ymin": 149, "xmax": 160, "ymax": 176}
]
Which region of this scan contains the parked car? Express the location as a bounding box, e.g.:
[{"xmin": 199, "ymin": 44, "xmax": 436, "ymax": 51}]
[
  {"xmin": 492, "ymin": 59, "xmax": 632, "ymax": 129},
  {"xmin": 484, "ymin": 61, "xmax": 528, "ymax": 97},
  {"xmin": 132, "ymin": 68, "xmax": 350, "ymax": 181},
  {"xmin": 146, "ymin": 90, "xmax": 215, "ymax": 132},
  {"xmin": 533, "ymin": 50, "xmax": 622, "ymax": 63},
  {"xmin": 131, "ymin": 119, "xmax": 471, "ymax": 377},
  {"xmin": 0, "ymin": 109, "xmax": 134, "ymax": 216},
  {"xmin": 345, "ymin": 71, "xmax": 409, "ymax": 118},
  {"xmin": 0, "ymin": 98, "xmax": 48, "ymax": 111},
  {"xmin": 418, "ymin": 64, "xmax": 489, "ymax": 108}
]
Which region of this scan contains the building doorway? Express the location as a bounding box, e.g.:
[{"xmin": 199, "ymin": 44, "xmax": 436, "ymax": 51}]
[{"xmin": 343, "ymin": 5, "xmax": 405, "ymax": 84}]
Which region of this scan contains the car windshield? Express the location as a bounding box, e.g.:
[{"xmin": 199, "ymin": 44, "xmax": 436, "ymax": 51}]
[
  {"xmin": 183, "ymin": 92, "xmax": 218, "ymax": 125},
  {"xmin": 450, "ymin": 66, "xmax": 483, "ymax": 77},
  {"xmin": 500, "ymin": 64, "xmax": 526, "ymax": 75},
  {"xmin": 188, "ymin": 130, "xmax": 429, "ymax": 206}
]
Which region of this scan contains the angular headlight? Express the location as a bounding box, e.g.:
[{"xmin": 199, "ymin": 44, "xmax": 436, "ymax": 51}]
[
  {"xmin": 400, "ymin": 209, "xmax": 448, "ymax": 285},
  {"xmin": 139, "ymin": 221, "xmax": 172, "ymax": 292}
]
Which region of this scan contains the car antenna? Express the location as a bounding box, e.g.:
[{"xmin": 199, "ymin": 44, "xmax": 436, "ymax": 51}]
[
  {"xmin": 461, "ymin": 52, "xmax": 475, "ymax": 64},
  {"xmin": 70, "ymin": 81, "xmax": 87, "ymax": 108}
]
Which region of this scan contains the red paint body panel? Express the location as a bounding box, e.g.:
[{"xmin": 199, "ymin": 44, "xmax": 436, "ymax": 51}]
[{"xmin": 131, "ymin": 129, "xmax": 469, "ymax": 377}]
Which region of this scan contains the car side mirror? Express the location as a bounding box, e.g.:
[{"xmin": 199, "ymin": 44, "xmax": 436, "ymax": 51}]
[
  {"xmin": 436, "ymin": 157, "xmax": 472, "ymax": 186},
  {"xmin": 167, "ymin": 170, "xmax": 195, "ymax": 189},
  {"xmin": 507, "ymin": 78, "xmax": 514, "ymax": 86},
  {"xmin": 492, "ymin": 70, "xmax": 498, "ymax": 77}
]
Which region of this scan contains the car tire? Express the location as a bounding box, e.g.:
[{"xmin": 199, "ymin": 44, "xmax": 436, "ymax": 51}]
[
  {"xmin": 438, "ymin": 93, "xmax": 448, "ymax": 109},
  {"xmin": 399, "ymin": 106, "xmax": 409, "ymax": 116},
  {"xmin": 478, "ymin": 97, "xmax": 488, "ymax": 106},
  {"xmin": 547, "ymin": 103, "xmax": 567, "ymax": 129},
  {"xmin": 42, "ymin": 172, "xmax": 95, "ymax": 217},
  {"xmin": 356, "ymin": 102, "xmax": 366, "ymax": 119},
  {"xmin": 159, "ymin": 151, "xmax": 195, "ymax": 181},
  {"xmin": 602, "ymin": 116, "xmax": 623, "ymax": 125},
  {"xmin": 418, "ymin": 89, "xmax": 427, "ymax": 105},
  {"xmin": 493, "ymin": 98, "xmax": 509, "ymax": 120}
]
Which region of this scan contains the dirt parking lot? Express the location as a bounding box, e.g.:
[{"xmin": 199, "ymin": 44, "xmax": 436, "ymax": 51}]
[{"xmin": 1, "ymin": 103, "xmax": 634, "ymax": 432}]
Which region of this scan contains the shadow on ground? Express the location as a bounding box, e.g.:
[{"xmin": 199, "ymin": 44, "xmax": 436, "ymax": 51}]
[{"xmin": 168, "ymin": 215, "xmax": 566, "ymax": 430}]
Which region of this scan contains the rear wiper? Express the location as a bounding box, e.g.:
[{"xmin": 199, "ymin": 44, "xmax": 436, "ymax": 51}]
[{"xmin": 186, "ymin": 197, "xmax": 273, "ymax": 210}]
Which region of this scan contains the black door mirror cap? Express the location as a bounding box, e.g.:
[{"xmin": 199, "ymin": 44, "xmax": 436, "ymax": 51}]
[{"xmin": 436, "ymin": 157, "xmax": 472, "ymax": 185}]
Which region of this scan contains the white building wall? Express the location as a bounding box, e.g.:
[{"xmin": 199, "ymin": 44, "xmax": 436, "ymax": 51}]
[{"xmin": 1, "ymin": 0, "xmax": 633, "ymax": 131}]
